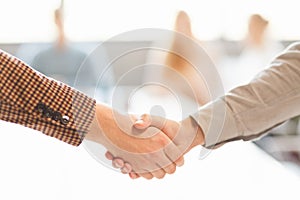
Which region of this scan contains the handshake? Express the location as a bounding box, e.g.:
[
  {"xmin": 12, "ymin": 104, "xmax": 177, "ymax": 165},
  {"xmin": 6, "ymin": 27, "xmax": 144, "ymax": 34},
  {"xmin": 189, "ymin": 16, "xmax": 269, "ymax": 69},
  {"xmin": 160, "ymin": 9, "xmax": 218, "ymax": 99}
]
[{"xmin": 85, "ymin": 103, "xmax": 205, "ymax": 180}]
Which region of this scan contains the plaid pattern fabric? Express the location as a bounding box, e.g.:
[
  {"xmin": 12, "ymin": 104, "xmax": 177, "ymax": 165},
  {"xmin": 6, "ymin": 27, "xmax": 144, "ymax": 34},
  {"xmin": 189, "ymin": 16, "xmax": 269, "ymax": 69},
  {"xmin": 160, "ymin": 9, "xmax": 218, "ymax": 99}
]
[{"xmin": 0, "ymin": 50, "xmax": 96, "ymax": 146}]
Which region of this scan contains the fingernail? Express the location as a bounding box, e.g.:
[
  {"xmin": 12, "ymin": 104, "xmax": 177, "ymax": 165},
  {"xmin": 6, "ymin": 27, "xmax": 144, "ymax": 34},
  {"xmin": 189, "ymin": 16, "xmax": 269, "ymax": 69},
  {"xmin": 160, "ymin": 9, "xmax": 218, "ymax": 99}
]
[
  {"xmin": 129, "ymin": 173, "xmax": 137, "ymax": 179},
  {"xmin": 122, "ymin": 167, "xmax": 129, "ymax": 173},
  {"xmin": 135, "ymin": 119, "xmax": 144, "ymax": 124},
  {"xmin": 115, "ymin": 160, "xmax": 123, "ymax": 168}
]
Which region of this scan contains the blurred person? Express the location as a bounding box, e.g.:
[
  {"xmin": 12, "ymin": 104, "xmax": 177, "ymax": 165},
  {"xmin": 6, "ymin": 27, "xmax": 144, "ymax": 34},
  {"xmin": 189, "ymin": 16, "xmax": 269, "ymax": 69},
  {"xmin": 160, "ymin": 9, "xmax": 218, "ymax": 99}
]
[
  {"xmin": 163, "ymin": 11, "xmax": 210, "ymax": 105},
  {"xmin": 142, "ymin": 11, "xmax": 212, "ymax": 108},
  {"xmin": 218, "ymin": 14, "xmax": 284, "ymax": 91},
  {"xmin": 237, "ymin": 14, "xmax": 283, "ymax": 85},
  {"xmin": 31, "ymin": 8, "xmax": 97, "ymax": 88}
]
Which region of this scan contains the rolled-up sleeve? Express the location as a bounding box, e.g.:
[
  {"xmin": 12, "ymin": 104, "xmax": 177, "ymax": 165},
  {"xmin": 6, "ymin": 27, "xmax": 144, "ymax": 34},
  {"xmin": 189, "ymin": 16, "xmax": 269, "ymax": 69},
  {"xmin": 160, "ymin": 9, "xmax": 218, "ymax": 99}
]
[{"xmin": 191, "ymin": 42, "xmax": 300, "ymax": 149}]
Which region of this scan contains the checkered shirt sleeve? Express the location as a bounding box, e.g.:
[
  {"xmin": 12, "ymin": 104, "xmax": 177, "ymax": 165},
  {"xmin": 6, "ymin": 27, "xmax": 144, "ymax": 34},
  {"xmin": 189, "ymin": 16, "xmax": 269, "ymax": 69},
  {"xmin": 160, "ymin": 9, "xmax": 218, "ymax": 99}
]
[{"xmin": 0, "ymin": 50, "xmax": 96, "ymax": 146}]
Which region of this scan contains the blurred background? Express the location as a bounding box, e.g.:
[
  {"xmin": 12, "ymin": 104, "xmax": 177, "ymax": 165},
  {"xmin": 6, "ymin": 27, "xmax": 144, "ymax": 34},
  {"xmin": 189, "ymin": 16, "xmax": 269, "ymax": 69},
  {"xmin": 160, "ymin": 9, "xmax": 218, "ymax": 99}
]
[{"xmin": 0, "ymin": 0, "xmax": 300, "ymax": 199}]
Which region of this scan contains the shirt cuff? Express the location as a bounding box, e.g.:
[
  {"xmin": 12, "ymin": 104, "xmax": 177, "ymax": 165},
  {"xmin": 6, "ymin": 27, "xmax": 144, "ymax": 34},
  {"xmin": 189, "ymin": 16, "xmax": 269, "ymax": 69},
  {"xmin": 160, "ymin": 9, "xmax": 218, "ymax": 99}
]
[
  {"xmin": 190, "ymin": 97, "xmax": 240, "ymax": 149},
  {"xmin": 0, "ymin": 50, "xmax": 96, "ymax": 146}
]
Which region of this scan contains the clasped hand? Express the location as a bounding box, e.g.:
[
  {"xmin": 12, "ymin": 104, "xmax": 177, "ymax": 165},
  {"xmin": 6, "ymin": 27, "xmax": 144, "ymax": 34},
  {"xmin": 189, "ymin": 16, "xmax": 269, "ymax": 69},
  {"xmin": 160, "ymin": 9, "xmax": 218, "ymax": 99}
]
[{"xmin": 85, "ymin": 103, "xmax": 204, "ymax": 180}]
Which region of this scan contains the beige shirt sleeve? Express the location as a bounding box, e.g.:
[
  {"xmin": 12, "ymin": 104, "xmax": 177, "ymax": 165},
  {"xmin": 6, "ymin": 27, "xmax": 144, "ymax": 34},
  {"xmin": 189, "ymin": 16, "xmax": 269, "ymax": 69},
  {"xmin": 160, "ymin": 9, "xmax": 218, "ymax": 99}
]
[{"xmin": 191, "ymin": 42, "xmax": 300, "ymax": 149}]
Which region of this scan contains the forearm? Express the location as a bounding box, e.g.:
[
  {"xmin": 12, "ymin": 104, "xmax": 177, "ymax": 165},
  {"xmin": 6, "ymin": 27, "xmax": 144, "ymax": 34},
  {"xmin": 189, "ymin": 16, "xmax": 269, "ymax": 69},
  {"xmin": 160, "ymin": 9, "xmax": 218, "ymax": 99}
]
[
  {"xmin": 182, "ymin": 116, "xmax": 205, "ymax": 150},
  {"xmin": 85, "ymin": 103, "xmax": 111, "ymax": 146},
  {"xmin": 191, "ymin": 42, "xmax": 300, "ymax": 149},
  {"xmin": 0, "ymin": 49, "xmax": 96, "ymax": 146}
]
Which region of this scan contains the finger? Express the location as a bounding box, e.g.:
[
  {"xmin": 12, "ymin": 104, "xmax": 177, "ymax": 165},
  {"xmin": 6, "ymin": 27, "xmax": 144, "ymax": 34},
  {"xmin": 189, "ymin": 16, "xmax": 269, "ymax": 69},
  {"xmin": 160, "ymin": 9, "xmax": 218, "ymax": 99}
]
[
  {"xmin": 151, "ymin": 169, "xmax": 166, "ymax": 179},
  {"xmin": 121, "ymin": 162, "xmax": 132, "ymax": 174},
  {"xmin": 135, "ymin": 115, "xmax": 179, "ymax": 140},
  {"xmin": 142, "ymin": 114, "xmax": 168, "ymax": 130},
  {"xmin": 174, "ymin": 156, "xmax": 184, "ymax": 167},
  {"xmin": 112, "ymin": 158, "xmax": 125, "ymax": 169},
  {"xmin": 129, "ymin": 172, "xmax": 140, "ymax": 179},
  {"xmin": 105, "ymin": 151, "xmax": 114, "ymax": 160},
  {"xmin": 163, "ymin": 163, "xmax": 177, "ymax": 174},
  {"xmin": 134, "ymin": 114, "xmax": 152, "ymax": 129},
  {"xmin": 163, "ymin": 140, "xmax": 183, "ymax": 163},
  {"xmin": 139, "ymin": 172, "xmax": 154, "ymax": 180}
]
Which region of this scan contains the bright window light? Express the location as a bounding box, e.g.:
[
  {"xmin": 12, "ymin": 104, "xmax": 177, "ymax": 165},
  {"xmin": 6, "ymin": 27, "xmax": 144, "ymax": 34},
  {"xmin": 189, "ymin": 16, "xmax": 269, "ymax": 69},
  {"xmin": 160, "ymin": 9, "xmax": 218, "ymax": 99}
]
[
  {"xmin": 0, "ymin": 0, "xmax": 61, "ymax": 43},
  {"xmin": 0, "ymin": 0, "xmax": 300, "ymax": 43}
]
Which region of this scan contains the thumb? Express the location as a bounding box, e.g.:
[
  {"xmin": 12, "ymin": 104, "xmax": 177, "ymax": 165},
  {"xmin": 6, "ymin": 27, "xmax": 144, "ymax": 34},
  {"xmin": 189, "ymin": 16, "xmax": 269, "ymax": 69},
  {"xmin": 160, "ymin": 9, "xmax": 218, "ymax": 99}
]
[
  {"xmin": 134, "ymin": 114, "xmax": 179, "ymax": 141},
  {"xmin": 134, "ymin": 114, "xmax": 167, "ymax": 130},
  {"xmin": 133, "ymin": 114, "xmax": 152, "ymax": 129}
]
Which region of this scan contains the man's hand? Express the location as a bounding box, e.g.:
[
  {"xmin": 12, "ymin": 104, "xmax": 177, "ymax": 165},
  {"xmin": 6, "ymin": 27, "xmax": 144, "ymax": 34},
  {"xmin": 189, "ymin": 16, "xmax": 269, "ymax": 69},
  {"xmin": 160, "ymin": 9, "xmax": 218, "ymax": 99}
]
[
  {"xmin": 135, "ymin": 114, "xmax": 204, "ymax": 153},
  {"xmin": 85, "ymin": 104, "xmax": 184, "ymax": 179},
  {"xmin": 106, "ymin": 114, "xmax": 205, "ymax": 179}
]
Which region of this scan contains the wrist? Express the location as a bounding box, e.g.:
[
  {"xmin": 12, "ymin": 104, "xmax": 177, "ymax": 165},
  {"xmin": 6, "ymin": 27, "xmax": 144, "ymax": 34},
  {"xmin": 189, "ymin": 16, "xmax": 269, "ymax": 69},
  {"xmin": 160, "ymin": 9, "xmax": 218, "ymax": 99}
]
[
  {"xmin": 183, "ymin": 117, "xmax": 205, "ymax": 149},
  {"xmin": 85, "ymin": 104, "xmax": 107, "ymax": 145}
]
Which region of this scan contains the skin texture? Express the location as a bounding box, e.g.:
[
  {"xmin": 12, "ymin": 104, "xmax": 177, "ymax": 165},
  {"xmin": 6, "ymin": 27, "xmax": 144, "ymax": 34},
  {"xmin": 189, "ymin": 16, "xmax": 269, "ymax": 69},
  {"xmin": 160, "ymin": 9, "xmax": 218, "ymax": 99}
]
[
  {"xmin": 85, "ymin": 104, "xmax": 185, "ymax": 179},
  {"xmin": 105, "ymin": 10, "xmax": 208, "ymax": 179},
  {"xmin": 106, "ymin": 114, "xmax": 205, "ymax": 179}
]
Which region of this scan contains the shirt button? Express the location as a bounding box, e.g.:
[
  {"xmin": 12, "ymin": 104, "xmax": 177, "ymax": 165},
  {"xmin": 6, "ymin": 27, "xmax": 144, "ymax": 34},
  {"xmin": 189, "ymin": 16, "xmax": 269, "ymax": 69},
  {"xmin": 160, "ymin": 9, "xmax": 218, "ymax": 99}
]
[
  {"xmin": 36, "ymin": 103, "xmax": 45, "ymax": 113},
  {"xmin": 61, "ymin": 116, "xmax": 70, "ymax": 125},
  {"xmin": 43, "ymin": 108, "xmax": 53, "ymax": 118},
  {"xmin": 52, "ymin": 111, "xmax": 62, "ymax": 121}
]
